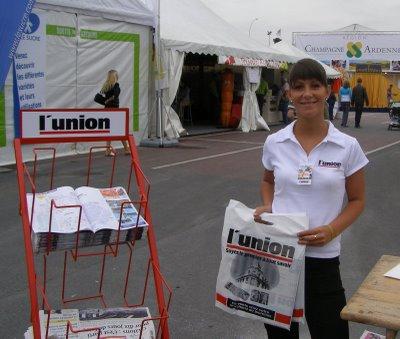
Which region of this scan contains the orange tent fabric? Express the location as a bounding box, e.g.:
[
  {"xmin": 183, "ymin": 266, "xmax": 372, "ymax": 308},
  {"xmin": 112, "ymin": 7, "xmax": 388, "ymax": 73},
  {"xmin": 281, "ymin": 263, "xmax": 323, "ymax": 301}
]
[{"xmin": 350, "ymin": 73, "xmax": 388, "ymax": 108}]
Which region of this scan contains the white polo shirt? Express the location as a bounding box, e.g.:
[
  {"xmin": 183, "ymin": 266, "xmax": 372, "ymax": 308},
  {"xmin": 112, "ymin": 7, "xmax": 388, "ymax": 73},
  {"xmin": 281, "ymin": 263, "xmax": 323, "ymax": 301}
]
[{"xmin": 262, "ymin": 121, "xmax": 369, "ymax": 258}]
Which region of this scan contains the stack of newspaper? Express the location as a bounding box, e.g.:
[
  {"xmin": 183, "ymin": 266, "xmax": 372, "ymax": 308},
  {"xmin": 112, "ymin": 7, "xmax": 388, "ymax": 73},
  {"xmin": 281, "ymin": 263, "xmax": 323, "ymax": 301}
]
[
  {"xmin": 27, "ymin": 186, "xmax": 148, "ymax": 253},
  {"xmin": 24, "ymin": 307, "xmax": 156, "ymax": 338}
]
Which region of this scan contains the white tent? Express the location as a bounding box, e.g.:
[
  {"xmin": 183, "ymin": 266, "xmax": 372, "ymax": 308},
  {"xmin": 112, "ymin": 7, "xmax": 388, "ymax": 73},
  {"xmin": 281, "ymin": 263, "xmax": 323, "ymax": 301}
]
[
  {"xmin": 37, "ymin": 0, "xmax": 155, "ymax": 26},
  {"xmin": 160, "ymin": 0, "xmax": 293, "ymax": 61},
  {"xmin": 146, "ymin": 0, "xmax": 296, "ymax": 137},
  {"xmin": 335, "ymin": 23, "xmax": 374, "ymax": 32},
  {"xmin": 1, "ymin": 0, "xmax": 153, "ymax": 165},
  {"xmin": 271, "ymin": 40, "xmax": 341, "ymax": 79}
]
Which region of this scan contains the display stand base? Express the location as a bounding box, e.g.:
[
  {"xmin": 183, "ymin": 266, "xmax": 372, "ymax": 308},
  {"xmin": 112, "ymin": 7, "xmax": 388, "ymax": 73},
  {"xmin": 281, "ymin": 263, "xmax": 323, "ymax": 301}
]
[{"xmin": 140, "ymin": 137, "xmax": 179, "ymax": 148}]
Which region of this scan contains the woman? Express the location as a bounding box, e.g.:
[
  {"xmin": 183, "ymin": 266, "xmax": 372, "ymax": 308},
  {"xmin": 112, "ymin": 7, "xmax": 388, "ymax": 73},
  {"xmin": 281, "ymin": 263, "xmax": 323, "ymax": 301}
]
[
  {"xmin": 100, "ymin": 70, "xmax": 130, "ymax": 156},
  {"xmin": 339, "ymin": 80, "xmax": 352, "ymax": 127},
  {"xmin": 254, "ymin": 59, "xmax": 368, "ymax": 339}
]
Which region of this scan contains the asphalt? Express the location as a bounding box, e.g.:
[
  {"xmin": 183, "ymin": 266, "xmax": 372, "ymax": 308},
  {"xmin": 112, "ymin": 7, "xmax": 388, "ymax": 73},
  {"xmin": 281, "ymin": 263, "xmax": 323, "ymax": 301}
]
[{"xmin": 1, "ymin": 112, "xmax": 400, "ymax": 338}]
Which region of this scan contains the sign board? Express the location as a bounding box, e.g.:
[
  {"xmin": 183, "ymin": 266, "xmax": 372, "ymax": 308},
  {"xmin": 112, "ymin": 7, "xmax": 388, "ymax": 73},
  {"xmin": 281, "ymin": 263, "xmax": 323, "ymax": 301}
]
[
  {"xmin": 293, "ymin": 32, "xmax": 400, "ymax": 71},
  {"xmin": 14, "ymin": 9, "xmax": 46, "ymax": 110},
  {"xmin": 20, "ymin": 109, "xmax": 128, "ymax": 140},
  {"xmin": 218, "ymin": 55, "xmax": 281, "ymax": 69}
]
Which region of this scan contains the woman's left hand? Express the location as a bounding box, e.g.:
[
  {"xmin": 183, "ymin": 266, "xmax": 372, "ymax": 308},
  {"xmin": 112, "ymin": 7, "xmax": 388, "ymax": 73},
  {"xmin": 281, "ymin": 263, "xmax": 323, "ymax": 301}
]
[{"xmin": 297, "ymin": 225, "xmax": 334, "ymax": 246}]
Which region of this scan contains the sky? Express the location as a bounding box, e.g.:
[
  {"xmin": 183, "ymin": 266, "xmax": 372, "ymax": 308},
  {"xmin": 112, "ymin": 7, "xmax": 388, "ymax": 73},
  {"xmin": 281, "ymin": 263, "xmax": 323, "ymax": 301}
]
[{"xmin": 200, "ymin": 0, "xmax": 400, "ymax": 47}]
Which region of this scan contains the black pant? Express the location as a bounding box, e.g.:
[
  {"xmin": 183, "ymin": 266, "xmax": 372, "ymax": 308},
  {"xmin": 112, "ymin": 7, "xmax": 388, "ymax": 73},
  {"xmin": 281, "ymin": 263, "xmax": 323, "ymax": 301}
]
[
  {"xmin": 281, "ymin": 101, "xmax": 289, "ymax": 124},
  {"xmin": 328, "ymin": 103, "xmax": 335, "ymax": 121},
  {"xmin": 265, "ymin": 257, "xmax": 349, "ymax": 339},
  {"xmin": 354, "ymin": 105, "xmax": 364, "ymax": 127},
  {"xmin": 257, "ymin": 94, "xmax": 265, "ymax": 112}
]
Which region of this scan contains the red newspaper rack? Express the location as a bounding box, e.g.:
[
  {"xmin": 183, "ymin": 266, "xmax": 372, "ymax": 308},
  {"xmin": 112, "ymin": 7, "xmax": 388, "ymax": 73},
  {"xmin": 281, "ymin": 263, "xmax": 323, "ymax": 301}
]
[{"xmin": 14, "ymin": 108, "xmax": 172, "ymax": 339}]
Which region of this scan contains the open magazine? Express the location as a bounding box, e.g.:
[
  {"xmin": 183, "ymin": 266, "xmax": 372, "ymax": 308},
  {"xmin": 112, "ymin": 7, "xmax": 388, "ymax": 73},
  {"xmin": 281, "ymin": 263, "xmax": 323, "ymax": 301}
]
[
  {"xmin": 215, "ymin": 200, "xmax": 308, "ymax": 330},
  {"xmin": 27, "ymin": 186, "xmax": 148, "ymax": 253},
  {"xmin": 24, "ymin": 307, "xmax": 156, "ymax": 339}
]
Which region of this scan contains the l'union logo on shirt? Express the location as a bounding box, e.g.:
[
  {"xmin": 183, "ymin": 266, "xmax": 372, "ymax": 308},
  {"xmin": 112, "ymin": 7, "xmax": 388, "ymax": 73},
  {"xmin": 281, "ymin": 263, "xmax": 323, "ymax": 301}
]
[{"xmin": 318, "ymin": 160, "xmax": 342, "ymax": 169}]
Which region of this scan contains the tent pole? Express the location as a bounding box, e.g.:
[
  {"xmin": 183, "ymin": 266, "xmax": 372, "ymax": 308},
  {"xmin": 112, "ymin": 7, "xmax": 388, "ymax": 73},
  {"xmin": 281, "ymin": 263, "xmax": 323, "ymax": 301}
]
[
  {"xmin": 156, "ymin": 0, "xmax": 163, "ymax": 146},
  {"xmin": 156, "ymin": 89, "xmax": 164, "ymax": 146},
  {"xmin": 140, "ymin": 0, "xmax": 178, "ymax": 148}
]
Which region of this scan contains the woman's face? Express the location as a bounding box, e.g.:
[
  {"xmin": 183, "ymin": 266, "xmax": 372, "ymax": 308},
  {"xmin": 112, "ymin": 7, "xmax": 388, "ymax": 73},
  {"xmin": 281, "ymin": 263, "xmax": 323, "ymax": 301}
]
[{"xmin": 289, "ymin": 78, "xmax": 328, "ymax": 120}]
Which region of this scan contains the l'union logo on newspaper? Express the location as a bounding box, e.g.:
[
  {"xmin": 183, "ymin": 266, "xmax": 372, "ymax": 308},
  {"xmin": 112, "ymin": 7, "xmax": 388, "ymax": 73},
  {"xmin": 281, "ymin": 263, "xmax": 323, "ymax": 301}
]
[{"xmin": 20, "ymin": 109, "xmax": 128, "ymax": 139}]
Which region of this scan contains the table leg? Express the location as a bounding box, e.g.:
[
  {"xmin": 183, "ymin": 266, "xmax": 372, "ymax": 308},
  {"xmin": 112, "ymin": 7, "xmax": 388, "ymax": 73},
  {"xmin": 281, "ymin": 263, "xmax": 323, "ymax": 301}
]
[{"xmin": 386, "ymin": 329, "xmax": 398, "ymax": 339}]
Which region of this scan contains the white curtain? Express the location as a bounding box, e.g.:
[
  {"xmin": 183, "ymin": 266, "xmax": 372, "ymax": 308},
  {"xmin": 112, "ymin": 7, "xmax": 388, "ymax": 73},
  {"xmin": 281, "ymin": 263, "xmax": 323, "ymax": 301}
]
[
  {"xmin": 239, "ymin": 67, "xmax": 269, "ymax": 132},
  {"xmin": 161, "ymin": 49, "xmax": 186, "ymax": 138}
]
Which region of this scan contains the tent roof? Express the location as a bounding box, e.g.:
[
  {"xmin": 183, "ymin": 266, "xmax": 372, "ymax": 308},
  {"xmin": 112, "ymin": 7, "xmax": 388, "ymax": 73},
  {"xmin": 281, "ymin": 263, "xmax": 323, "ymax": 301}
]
[
  {"xmin": 271, "ymin": 41, "xmax": 341, "ymax": 79},
  {"xmin": 334, "ymin": 24, "xmax": 374, "ymax": 32},
  {"xmin": 36, "ymin": 0, "xmax": 155, "ymax": 26},
  {"xmin": 160, "ymin": 0, "xmax": 294, "ymax": 62}
]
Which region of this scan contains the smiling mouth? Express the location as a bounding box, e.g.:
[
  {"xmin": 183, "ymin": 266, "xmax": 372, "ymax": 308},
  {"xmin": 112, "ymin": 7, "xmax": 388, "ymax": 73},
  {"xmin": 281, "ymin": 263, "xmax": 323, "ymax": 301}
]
[{"xmin": 300, "ymin": 101, "xmax": 317, "ymax": 105}]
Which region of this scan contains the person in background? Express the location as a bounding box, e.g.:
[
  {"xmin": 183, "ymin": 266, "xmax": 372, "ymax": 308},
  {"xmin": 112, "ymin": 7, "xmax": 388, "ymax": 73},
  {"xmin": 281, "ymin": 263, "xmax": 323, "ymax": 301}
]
[
  {"xmin": 351, "ymin": 78, "xmax": 369, "ymax": 128},
  {"xmin": 209, "ymin": 74, "xmax": 220, "ymax": 124},
  {"xmin": 256, "ymin": 77, "xmax": 268, "ymax": 113},
  {"xmin": 101, "ymin": 70, "xmax": 130, "ymax": 156},
  {"xmin": 326, "ymin": 85, "xmax": 337, "ymax": 121},
  {"xmin": 339, "ymin": 80, "xmax": 352, "ymax": 127},
  {"xmin": 254, "ymin": 58, "xmax": 368, "ymax": 339},
  {"xmin": 287, "ymin": 100, "xmax": 296, "ymax": 121},
  {"xmin": 280, "ymin": 79, "xmax": 290, "ymax": 124},
  {"xmin": 387, "ymin": 84, "xmax": 393, "ymax": 107}
]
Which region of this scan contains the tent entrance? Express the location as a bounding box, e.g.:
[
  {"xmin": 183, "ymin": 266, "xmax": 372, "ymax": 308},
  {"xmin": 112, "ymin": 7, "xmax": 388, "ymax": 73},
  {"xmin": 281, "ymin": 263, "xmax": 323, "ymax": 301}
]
[{"xmin": 174, "ymin": 53, "xmax": 243, "ymax": 135}]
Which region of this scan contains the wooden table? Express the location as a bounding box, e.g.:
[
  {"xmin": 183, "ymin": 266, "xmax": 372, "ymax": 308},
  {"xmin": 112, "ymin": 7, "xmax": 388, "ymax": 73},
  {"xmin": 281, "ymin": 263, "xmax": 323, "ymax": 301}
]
[{"xmin": 341, "ymin": 255, "xmax": 400, "ymax": 339}]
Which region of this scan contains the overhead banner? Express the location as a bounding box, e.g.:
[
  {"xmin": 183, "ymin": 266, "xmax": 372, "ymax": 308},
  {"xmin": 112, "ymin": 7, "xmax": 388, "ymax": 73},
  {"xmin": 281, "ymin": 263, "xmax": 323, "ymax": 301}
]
[
  {"xmin": 293, "ymin": 32, "xmax": 400, "ymax": 71},
  {"xmin": 0, "ymin": 0, "xmax": 36, "ymax": 88}
]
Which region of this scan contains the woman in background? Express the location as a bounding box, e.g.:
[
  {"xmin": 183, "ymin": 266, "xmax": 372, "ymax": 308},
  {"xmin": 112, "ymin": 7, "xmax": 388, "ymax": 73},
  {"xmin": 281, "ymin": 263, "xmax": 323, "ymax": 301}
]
[
  {"xmin": 101, "ymin": 70, "xmax": 130, "ymax": 156},
  {"xmin": 339, "ymin": 80, "xmax": 352, "ymax": 127}
]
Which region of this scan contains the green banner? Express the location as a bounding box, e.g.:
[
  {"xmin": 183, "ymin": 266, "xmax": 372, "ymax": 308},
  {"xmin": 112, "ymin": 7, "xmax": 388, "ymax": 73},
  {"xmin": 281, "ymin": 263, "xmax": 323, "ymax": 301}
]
[
  {"xmin": 0, "ymin": 90, "xmax": 5, "ymax": 147},
  {"xmin": 46, "ymin": 25, "xmax": 76, "ymax": 37},
  {"xmin": 80, "ymin": 29, "xmax": 140, "ymax": 131}
]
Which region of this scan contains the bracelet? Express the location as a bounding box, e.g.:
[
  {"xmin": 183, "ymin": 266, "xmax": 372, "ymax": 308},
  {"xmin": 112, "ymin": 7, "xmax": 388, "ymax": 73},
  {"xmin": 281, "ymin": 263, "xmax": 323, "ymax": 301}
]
[{"xmin": 327, "ymin": 224, "xmax": 335, "ymax": 240}]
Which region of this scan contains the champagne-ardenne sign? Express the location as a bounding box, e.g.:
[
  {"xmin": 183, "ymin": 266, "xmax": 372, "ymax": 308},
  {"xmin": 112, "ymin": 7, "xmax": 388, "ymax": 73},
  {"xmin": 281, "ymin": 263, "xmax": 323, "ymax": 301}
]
[{"xmin": 20, "ymin": 109, "xmax": 128, "ymax": 139}]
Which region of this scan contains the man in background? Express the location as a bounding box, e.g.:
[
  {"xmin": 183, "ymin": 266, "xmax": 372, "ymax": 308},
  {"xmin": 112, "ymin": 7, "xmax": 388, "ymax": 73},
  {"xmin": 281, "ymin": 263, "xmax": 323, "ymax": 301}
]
[
  {"xmin": 387, "ymin": 84, "xmax": 393, "ymax": 107},
  {"xmin": 351, "ymin": 78, "xmax": 369, "ymax": 128},
  {"xmin": 256, "ymin": 77, "xmax": 268, "ymax": 113},
  {"xmin": 279, "ymin": 79, "xmax": 290, "ymax": 124}
]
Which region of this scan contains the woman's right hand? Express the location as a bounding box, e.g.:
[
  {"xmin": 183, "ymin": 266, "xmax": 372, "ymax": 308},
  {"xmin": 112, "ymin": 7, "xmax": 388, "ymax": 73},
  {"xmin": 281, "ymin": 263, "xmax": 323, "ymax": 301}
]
[{"xmin": 253, "ymin": 205, "xmax": 272, "ymax": 222}]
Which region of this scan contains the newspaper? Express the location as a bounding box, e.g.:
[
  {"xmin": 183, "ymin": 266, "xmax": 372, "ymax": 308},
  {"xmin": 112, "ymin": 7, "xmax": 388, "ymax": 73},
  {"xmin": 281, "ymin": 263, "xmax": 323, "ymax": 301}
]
[
  {"xmin": 215, "ymin": 200, "xmax": 308, "ymax": 330},
  {"xmin": 26, "ymin": 186, "xmax": 148, "ymax": 253},
  {"xmin": 360, "ymin": 330, "xmax": 386, "ymax": 339},
  {"xmin": 24, "ymin": 307, "xmax": 155, "ymax": 339}
]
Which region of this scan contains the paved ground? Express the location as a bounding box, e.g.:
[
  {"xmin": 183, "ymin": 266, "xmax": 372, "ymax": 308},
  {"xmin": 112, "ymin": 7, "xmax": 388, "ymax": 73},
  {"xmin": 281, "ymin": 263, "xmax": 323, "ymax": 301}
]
[{"xmin": 1, "ymin": 112, "xmax": 400, "ymax": 338}]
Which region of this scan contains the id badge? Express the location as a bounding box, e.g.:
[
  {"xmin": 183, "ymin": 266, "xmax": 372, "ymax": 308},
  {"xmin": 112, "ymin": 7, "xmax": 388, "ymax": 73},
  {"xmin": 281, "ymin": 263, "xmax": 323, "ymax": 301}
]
[{"xmin": 298, "ymin": 165, "xmax": 312, "ymax": 185}]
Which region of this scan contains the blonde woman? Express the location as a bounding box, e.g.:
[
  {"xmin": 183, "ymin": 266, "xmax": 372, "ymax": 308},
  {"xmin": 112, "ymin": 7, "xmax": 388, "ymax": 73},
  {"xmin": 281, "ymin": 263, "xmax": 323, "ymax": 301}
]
[{"xmin": 101, "ymin": 70, "xmax": 130, "ymax": 156}]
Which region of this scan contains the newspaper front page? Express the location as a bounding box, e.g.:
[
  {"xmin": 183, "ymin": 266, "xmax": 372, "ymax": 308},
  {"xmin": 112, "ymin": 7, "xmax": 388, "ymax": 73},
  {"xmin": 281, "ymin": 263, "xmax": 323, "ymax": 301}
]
[
  {"xmin": 215, "ymin": 200, "xmax": 308, "ymax": 330},
  {"xmin": 24, "ymin": 307, "xmax": 155, "ymax": 339}
]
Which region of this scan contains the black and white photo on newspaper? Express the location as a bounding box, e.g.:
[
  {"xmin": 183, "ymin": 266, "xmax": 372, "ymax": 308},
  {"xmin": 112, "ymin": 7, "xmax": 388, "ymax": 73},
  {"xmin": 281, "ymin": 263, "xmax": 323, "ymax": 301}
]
[
  {"xmin": 215, "ymin": 200, "xmax": 308, "ymax": 330},
  {"xmin": 24, "ymin": 307, "xmax": 155, "ymax": 339}
]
